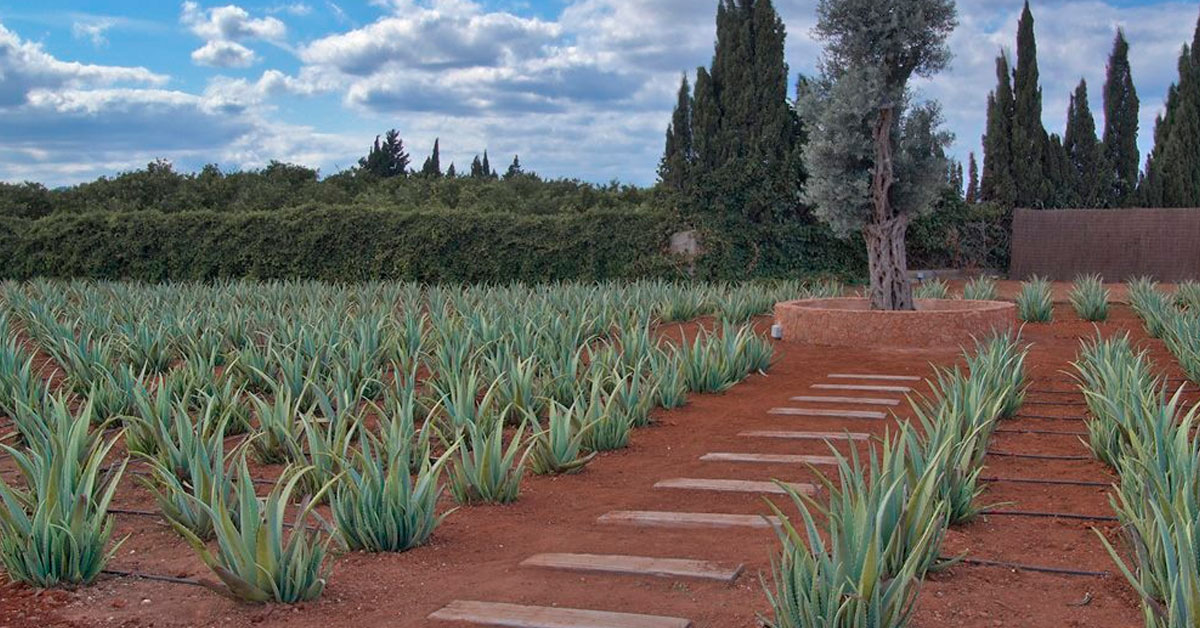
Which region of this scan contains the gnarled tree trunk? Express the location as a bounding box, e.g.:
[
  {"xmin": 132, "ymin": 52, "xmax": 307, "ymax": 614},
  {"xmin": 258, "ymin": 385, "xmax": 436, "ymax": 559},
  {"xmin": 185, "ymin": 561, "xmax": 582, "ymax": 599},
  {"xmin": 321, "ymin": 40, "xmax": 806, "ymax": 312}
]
[{"xmin": 866, "ymin": 105, "xmax": 915, "ymax": 311}]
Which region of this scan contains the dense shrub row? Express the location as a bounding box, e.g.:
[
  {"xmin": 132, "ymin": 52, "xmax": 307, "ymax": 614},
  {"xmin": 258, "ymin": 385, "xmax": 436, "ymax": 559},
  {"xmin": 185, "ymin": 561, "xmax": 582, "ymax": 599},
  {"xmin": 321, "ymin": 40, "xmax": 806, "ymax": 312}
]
[{"xmin": 0, "ymin": 195, "xmax": 1001, "ymax": 283}]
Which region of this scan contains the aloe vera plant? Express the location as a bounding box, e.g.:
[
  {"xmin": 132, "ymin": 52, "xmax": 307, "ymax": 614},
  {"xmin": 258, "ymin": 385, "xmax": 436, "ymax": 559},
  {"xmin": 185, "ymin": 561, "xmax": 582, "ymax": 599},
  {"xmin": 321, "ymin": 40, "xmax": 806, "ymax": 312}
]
[
  {"xmin": 175, "ymin": 461, "xmax": 336, "ymax": 603},
  {"xmin": 1016, "ymin": 276, "xmax": 1054, "ymax": 323},
  {"xmin": 962, "ymin": 276, "xmax": 998, "ymax": 301},
  {"xmin": 448, "ymin": 420, "xmax": 528, "ymax": 504},
  {"xmin": 1068, "ymin": 274, "xmax": 1110, "ymax": 322},
  {"xmin": 914, "ymin": 278, "xmax": 950, "ymax": 300},
  {"xmin": 527, "ymin": 401, "xmax": 596, "ymax": 475},
  {"xmin": 332, "ymin": 432, "xmax": 456, "ymax": 553},
  {"xmin": 0, "ymin": 398, "xmax": 127, "ymax": 587}
]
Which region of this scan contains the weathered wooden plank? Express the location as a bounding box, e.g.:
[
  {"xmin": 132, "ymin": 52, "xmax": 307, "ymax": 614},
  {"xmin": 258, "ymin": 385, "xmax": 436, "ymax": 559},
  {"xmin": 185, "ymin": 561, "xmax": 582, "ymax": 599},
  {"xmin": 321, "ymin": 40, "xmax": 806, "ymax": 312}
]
[
  {"xmin": 429, "ymin": 600, "xmax": 692, "ymax": 628},
  {"xmin": 653, "ymin": 477, "xmax": 816, "ymax": 495},
  {"xmin": 597, "ymin": 510, "xmax": 780, "ymax": 529},
  {"xmin": 768, "ymin": 407, "xmax": 887, "ymax": 419},
  {"xmin": 700, "ymin": 452, "xmax": 839, "ymax": 465},
  {"xmin": 520, "ymin": 553, "xmax": 743, "ymax": 583},
  {"xmin": 827, "ymin": 373, "xmax": 922, "ymax": 381},
  {"xmin": 789, "ymin": 395, "xmax": 901, "ymax": 406},
  {"xmin": 812, "ymin": 383, "xmax": 913, "ymax": 393},
  {"xmin": 739, "ymin": 430, "xmax": 870, "ymax": 441}
]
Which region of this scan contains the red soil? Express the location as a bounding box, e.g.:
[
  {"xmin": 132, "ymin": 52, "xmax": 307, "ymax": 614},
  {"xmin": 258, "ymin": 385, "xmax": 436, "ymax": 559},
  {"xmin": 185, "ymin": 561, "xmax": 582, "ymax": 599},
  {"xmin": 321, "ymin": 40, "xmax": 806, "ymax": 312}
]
[{"xmin": 1, "ymin": 307, "xmax": 1181, "ymax": 627}]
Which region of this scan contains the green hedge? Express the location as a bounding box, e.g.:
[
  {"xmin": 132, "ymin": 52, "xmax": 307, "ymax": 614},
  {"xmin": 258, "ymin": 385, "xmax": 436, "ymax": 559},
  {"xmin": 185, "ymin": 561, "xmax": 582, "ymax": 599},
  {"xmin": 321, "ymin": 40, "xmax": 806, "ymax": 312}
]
[
  {"xmin": 0, "ymin": 204, "xmax": 997, "ymax": 283},
  {"xmin": 0, "ymin": 208, "xmax": 682, "ymax": 282}
]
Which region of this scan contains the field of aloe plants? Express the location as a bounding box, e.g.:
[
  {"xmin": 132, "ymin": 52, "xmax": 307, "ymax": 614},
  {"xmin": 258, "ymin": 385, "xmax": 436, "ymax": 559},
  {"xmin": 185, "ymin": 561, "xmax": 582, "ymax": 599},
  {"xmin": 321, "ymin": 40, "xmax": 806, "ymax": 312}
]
[{"xmin": 0, "ymin": 279, "xmax": 843, "ymax": 604}]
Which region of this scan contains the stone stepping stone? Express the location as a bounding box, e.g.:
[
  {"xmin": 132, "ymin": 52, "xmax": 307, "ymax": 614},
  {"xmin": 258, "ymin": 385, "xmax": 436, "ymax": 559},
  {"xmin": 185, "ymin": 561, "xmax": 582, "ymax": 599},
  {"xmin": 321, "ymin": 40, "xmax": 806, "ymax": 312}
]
[
  {"xmin": 789, "ymin": 395, "xmax": 901, "ymax": 406},
  {"xmin": 520, "ymin": 553, "xmax": 744, "ymax": 583},
  {"xmin": 768, "ymin": 407, "xmax": 887, "ymax": 419},
  {"xmin": 828, "ymin": 373, "xmax": 922, "ymax": 381},
  {"xmin": 597, "ymin": 510, "xmax": 780, "ymax": 529},
  {"xmin": 740, "ymin": 430, "xmax": 870, "ymax": 441},
  {"xmin": 428, "ymin": 600, "xmax": 692, "ymax": 628},
  {"xmin": 653, "ymin": 477, "xmax": 817, "ymax": 495},
  {"xmin": 700, "ymin": 452, "xmax": 839, "ymax": 465},
  {"xmin": 813, "ymin": 383, "xmax": 913, "ymax": 393}
]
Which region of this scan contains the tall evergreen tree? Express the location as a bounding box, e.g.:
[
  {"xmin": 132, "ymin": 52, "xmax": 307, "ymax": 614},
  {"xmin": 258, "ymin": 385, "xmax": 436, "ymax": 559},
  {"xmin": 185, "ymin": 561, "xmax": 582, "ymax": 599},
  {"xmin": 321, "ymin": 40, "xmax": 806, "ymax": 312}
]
[
  {"xmin": 966, "ymin": 152, "xmax": 979, "ymax": 204},
  {"xmin": 666, "ymin": 0, "xmax": 800, "ymax": 225},
  {"xmin": 690, "ymin": 67, "xmax": 721, "ymax": 174},
  {"xmin": 1140, "ymin": 12, "xmax": 1200, "ymax": 207},
  {"xmin": 469, "ymin": 155, "xmax": 484, "ymax": 178},
  {"xmin": 658, "ymin": 74, "xmax": 693, "ymax": 190},
  {"xmin": 1012, "ymin": 1, "xmax": 1048, "ymax": 207},
  {"xmin": 1064, "ymin": 79, "xmax": 1105, "ymax": 207},
  {"xmin": 446, "ymin": 163, "xmax": 457, "ymax": 178},
  {"xmin": 981, "ymin": 53, "xmax": 1016, "ymax": 206},
  {"xmin": 358, "ymin": 129, "xmax": 410, "ymax": 178},
  {"xmin": 420, "ymin": 138, "xmax": 442, "ymax": 178},
  {"xmin": 504, "ymin": 155, "xmax": 523, "ymax": 179},
  {"xmin": 1102, "ymin": 29, "xmax": 1139, "ymax": 207},
  {"xmin": 481, "ymin": 151, "xmax": 495, "ymax": 179}
]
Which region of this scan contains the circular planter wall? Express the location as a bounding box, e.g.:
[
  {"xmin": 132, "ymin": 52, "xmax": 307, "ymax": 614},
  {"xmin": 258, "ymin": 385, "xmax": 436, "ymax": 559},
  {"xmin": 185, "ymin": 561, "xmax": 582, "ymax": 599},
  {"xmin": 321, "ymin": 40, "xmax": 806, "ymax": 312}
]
[{"xmin": 774, "ymin": 297, "xmax": 1017, "ymax": 349}]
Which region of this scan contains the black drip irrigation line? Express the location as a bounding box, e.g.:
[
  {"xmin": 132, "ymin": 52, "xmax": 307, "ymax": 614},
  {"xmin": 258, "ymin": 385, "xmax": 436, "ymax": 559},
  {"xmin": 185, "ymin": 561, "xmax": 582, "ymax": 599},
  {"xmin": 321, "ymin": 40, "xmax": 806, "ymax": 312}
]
[
  {"xmin": 102, "ymin": 568, "xmax": 207, "ymax": 588},
  {"xmin": 947, "ymin": 557, "xmax": 1109, "ymax": 578},
  {"xmin": 980, "ymin": 476, "xmax": 1111, "ymax": 488},
  {"xmin": 986, "ymin": 450, "xmax": 1091, "ymax": 461},
  {"xmin": 981, "ymin": 509, "xmax": 1118, "ymax": 522},
  {"xmin": 994, "ymin": 428, "xmax": 1087, "ymax": 436},
  {"xmin": 1024, "ymin": 400, "xmax": 1087, "ymax": 407}
]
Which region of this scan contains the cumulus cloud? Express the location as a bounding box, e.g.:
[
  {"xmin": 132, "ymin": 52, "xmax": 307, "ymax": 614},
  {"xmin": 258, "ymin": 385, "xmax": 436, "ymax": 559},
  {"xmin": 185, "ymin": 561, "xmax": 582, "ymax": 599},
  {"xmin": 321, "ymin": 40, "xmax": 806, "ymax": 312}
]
[
  {"xmin": 3, "ymin": 1, "xmax": 1199, "ymax": 187},
  {"xmin": 191, "ymin": 40, "xmax": 258, "ymax": 67},
  {"xmin": 181, "ymin": 2, "xmax": 288, "ymax": 68},
  {"xmin": 0, "ymin": 22, "xmax": 167, "ymax": 107}
]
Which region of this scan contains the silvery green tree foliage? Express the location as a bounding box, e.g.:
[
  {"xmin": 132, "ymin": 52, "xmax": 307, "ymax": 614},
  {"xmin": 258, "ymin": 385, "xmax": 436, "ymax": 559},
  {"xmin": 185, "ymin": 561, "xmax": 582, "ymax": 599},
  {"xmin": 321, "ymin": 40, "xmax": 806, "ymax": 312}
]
[{"xmin": 802, "ymin": 0, "xmax": 957, "ymax": 310}]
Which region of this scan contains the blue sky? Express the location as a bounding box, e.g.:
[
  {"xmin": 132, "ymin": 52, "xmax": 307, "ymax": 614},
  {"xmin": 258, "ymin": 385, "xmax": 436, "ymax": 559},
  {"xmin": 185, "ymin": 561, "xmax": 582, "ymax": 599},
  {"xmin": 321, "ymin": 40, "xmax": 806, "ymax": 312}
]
[{"xmin": 0, "ymin": 0, "xmax": 1196, "ymax": 187}]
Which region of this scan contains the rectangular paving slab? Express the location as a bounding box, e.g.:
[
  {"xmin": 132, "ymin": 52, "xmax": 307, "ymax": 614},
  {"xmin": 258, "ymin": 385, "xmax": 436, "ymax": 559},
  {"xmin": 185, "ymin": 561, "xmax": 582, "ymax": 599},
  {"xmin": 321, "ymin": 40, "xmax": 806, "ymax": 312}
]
[
  {"xmin": 812, "ymin": 383, "xmax": 914, "ymax": 393},
  {"xmin": 739, "ymin": 430, "xmax": 870, "ymax": 441},
  {"xmin": 520, "ymin": 553, "xmax": 744, "ymax": 583},
  {"xmin": 768, "ymin": 407, "xmax": 887, "ymax": 419},
  {"xmin": 653, "ymin": 477, "xmax": 816, "ymax": 495},
  {"xmin": 597, "ymin": 510, "xmax": 781, "ymax": 529},
  {"xmin": 827, "ymin": 373, "xmax": 922, "ymax": 381},
  {"xmin": 789, "ymin": 395, "xmax": 901, "ymax": 406},
  {"xmin": 700, "ymin": 452, "xmax": 840, "ymax": 465},
  {"xmin": 429, "ymin": 600, "xmax": 692, "ymax": 628}
]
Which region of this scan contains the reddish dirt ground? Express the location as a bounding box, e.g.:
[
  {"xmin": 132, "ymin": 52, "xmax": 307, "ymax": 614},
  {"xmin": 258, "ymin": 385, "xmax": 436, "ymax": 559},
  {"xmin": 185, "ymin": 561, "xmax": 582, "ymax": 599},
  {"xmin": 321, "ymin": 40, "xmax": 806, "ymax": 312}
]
[{"xmin": 1, "ymin": 304, "xmax": 1188, "ymax": 627}]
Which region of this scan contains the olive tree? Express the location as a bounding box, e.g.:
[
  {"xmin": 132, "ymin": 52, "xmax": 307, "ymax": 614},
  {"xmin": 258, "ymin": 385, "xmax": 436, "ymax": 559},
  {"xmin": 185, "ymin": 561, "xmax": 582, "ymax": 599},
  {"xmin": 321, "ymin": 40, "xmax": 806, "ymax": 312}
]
[{"xmin": 802, "ymin": 0, "xmax": 957, "ymax": 310}]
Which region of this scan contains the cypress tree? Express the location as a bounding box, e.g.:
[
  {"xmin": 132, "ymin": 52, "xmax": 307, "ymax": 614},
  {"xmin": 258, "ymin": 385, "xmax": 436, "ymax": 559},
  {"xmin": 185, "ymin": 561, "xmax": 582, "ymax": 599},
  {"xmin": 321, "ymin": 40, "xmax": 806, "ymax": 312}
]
[
  {"xmin": 358, "ymin": 129, "xmax": 409, "ymax": 178},
  {"xmin": 1012, "ymin": 1, "xmax": 1048, "ymax": 207},
  {"xmin": 658, "ymin": 74, "xmax": 693, "ymax": 190},
  {"xmin": 966, "ymin": 152, "xmax": 979, "ymax": 204},
  {"xmin": 1064, "ymin": 79, "xmax": 1104, "ymax": 207},
  {"xmin": 690, "ymin": 67, "xmax": 721, "ymax": 175},
  {"xmin": 1102, "ymin": 29, "xmax": 1139, "ymax": 207},
  {"xmin": 981, "ymin": 53, "xmax": 1016, "ymax": 206},
  {"xmin": 504, "ymin": 155, "xmax": 523, "ymax": 179},
  {"xmin": 469, "ymin": 155, "xmax": 484, "ymax": 178},
  {"xmin": 420, "ymin": 138, "xmax": 442, "ymax": 177},
  {"xmin": 481, "ymin": 151, "xmax": 494, "ymax": 179},
  {"xmin": 1141, "ymin": 13, "xmax": 1200, "ymax": 207},
  {"xmin": 446, "ymin": 163, "xmax": 457, "ymax": 178}
]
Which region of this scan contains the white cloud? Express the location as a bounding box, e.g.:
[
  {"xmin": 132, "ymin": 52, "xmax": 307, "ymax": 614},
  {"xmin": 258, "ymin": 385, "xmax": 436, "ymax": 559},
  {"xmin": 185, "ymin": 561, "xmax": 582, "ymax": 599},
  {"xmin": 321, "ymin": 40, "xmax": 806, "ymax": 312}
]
[
  {"xmin": 181, "ymin": 2, "xmax": 289, "ymax": 68},
  {"xmin": 2, "ymin": 1, "xmax": 1199, "ymax": 187},
  {"xmin": 71, "ymin": 17, "xmax": 117, "ymax": 47},
  {"xmin": 181, "ymin": 2, "xmax": 287, "ymax": 41},
  {"xmin": 191, "ymin": 40, "xmax": 258, "ymax": 67}
]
